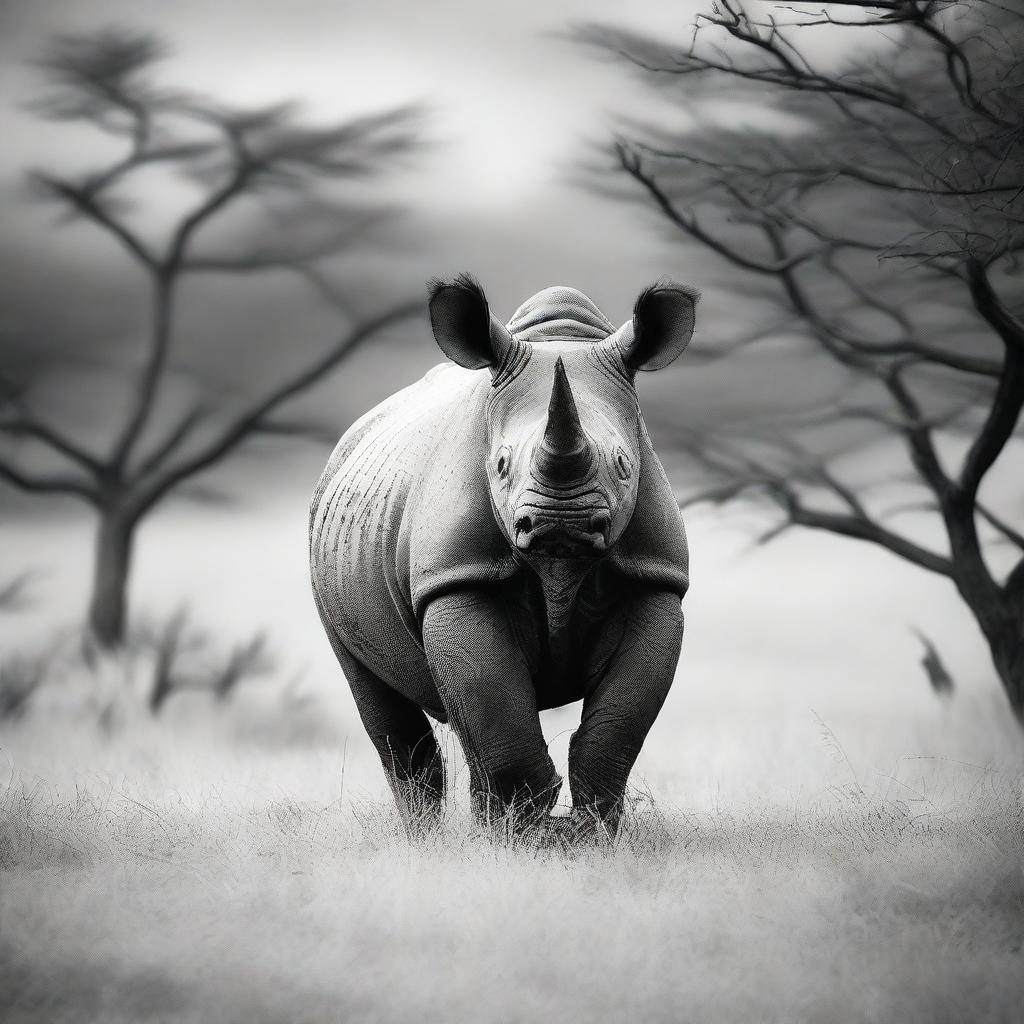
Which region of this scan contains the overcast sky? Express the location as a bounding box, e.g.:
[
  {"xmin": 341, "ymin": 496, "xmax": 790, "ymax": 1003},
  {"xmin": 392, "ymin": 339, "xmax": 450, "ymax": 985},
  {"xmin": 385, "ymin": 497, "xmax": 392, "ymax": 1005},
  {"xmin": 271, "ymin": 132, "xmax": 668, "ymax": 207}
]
[{"xmin": 0, "ymin": 0, "xmax": 698, "ymax": 304}]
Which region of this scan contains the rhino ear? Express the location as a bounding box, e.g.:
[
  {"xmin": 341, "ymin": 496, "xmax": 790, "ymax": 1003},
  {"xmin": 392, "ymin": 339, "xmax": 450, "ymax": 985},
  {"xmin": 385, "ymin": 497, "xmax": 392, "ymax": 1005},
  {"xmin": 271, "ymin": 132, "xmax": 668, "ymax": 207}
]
[
  {"xmin": 605, "ymin": 283, "xmax": 699, "ymax": 373},
  {"xmin": 428, "ymin": 273, "xmax": 516, "ymax": 372}
]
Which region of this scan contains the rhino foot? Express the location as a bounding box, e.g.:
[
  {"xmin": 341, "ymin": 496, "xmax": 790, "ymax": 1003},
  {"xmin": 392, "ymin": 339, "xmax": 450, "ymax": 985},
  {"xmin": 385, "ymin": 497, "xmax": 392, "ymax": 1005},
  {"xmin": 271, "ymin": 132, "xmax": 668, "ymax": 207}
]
[{"xmin": 530, "ymin": 810, "xmax": 616, "ymax": 852}]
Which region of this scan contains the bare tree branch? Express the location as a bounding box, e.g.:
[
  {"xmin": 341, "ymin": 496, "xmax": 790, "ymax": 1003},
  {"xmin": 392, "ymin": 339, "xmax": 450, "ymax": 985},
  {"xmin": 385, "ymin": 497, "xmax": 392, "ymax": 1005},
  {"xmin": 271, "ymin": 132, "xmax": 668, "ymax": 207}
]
[
  {"xmin": 958, "ymin": 261, "xmax": 1024, "ymax": 498},
  {"xmin": 32, "ymin": 173, "xmax": 157, "ymax": 269},
  {"xmin": 677, "ymin": 431, "xmax": 954, "ymax": 576},
  {"xmin": 107, "ymin": 275, "xmax": 175, "ymax": 471},
  {"xmin": 628, "ymin": 138, "xmax": 1021, "ymax": 198},
  {"xmin": 0, "ymin": 410, "xmax": 104, "ymax": 475},
  {"xmin": 133, "ymin": 403, "xmax": 206, "ymax": 478},
  {"xmin": 616, "ymin": 143, "xmax": 831, "ymax": 274},
  {"xmin": 135, "ymin": 302, "xmax": 421, "ymax": 510},
  {"xmin": 777, "ymin": 490, "xmax": 954, "ymax": 576},
  {"xmin": 882, "ymin": 365, "xmax": 957, "ymax": 501},
  {"xmin": 0, "ymin": 453, "xmax": 95, "ymax": 499},
  {"xmin": 976, "ymin": 502, "xmax": 1024, "ymax": 552}
]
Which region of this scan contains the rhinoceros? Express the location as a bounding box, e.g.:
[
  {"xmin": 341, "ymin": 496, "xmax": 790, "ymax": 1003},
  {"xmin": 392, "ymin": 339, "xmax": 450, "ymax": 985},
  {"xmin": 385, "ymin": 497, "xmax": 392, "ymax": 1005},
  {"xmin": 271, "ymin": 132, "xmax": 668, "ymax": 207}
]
[{"xmin": 310, "ymin": 275, "xmax": 696, "ymax": 834}]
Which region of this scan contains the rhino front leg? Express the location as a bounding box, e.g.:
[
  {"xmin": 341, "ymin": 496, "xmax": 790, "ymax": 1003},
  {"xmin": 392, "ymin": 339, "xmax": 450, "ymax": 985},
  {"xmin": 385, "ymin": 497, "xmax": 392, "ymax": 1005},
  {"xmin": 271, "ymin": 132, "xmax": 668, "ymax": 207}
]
[
  {"xmin": 422, "ymin": 589, "xmax": 561, "ymax": 825},
  {"xmin": 568, "ymin": 590, "xmax": 684, "ymax": 833}
]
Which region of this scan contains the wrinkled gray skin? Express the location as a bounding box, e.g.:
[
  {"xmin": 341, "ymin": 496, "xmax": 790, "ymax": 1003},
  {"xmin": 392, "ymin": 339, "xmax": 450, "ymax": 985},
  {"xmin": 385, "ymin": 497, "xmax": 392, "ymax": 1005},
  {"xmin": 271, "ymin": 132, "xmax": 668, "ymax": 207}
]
[{"xmin": 310, "ymin": 276, "xmax": 696, "ymax": 835}]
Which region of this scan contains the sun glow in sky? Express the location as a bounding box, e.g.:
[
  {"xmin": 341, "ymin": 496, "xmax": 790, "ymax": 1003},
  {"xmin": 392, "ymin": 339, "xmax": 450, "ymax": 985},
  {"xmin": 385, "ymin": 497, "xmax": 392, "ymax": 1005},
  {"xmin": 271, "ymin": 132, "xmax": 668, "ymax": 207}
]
[
  {"xmin": 0, "ymin": 0, "xmax": 719, "ymax": 325},
  {"xmin": 0, "ymin": 0, "xmax": 692, "ymax": 210}
]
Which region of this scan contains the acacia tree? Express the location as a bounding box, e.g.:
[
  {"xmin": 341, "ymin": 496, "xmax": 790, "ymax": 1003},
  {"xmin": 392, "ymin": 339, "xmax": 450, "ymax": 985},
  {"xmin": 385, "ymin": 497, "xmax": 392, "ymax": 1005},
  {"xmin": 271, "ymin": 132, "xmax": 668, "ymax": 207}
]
[
  {"xmin": 0, "ymin": 31, "xmax": 425, "ymax": 648},
  {"xmin": 578, "ymin": 1, "xmax": 1024, "ymax": 715}
]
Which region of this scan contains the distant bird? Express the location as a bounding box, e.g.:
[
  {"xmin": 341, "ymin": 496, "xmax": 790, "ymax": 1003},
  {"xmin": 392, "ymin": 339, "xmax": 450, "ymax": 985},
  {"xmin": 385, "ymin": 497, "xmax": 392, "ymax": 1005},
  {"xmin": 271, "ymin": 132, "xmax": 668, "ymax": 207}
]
[{"xmin": 911, "ymin": 626, "xmax": 954, "ymax": 698}]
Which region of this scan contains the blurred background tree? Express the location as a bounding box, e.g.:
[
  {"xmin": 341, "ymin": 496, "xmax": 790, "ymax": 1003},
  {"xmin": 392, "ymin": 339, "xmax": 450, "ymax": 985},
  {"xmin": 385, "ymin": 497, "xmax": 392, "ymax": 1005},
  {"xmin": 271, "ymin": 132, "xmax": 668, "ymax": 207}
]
[
  {"xmin": 577, "ymin": 0, "xmax": 1024, "ymax": 718},
  {"xmin": 0, "ymin": 30, "xmax": 426, "ymax": 648}
]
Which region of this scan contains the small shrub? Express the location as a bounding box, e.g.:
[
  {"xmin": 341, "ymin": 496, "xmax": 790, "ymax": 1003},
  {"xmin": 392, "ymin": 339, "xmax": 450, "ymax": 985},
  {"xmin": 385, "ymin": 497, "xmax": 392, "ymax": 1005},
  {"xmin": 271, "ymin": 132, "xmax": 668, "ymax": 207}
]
[{"xmin": 133, "ymin": 608, "xmax": 276, "ymax": 714}]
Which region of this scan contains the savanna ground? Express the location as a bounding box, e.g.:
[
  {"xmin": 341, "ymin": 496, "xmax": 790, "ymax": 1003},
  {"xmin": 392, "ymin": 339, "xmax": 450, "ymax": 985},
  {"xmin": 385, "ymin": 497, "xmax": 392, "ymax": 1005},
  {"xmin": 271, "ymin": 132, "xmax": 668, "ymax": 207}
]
[
  {"xmin": 2, "ymin": 508, "xmax": 1023, "ymax": 1023},
  {"xmin": 2, "ymin": 671, "xmax": 1023, "ymax": 1023}
]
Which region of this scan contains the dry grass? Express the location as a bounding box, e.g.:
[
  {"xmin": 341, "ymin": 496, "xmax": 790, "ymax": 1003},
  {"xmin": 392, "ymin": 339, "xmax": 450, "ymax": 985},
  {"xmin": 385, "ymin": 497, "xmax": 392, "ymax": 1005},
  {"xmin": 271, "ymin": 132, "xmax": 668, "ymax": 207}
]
[{"xmin": 1, "ymin": 699, "xmax": 1023, "ymax": 1024}]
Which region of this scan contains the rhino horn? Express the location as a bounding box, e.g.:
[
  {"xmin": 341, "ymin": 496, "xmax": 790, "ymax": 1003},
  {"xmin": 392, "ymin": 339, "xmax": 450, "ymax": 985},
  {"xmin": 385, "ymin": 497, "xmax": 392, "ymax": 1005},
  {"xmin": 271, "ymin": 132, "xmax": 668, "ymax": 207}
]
[{"xmin": 533, "ymin": 357, "xmax": 594, "ymax": 482}]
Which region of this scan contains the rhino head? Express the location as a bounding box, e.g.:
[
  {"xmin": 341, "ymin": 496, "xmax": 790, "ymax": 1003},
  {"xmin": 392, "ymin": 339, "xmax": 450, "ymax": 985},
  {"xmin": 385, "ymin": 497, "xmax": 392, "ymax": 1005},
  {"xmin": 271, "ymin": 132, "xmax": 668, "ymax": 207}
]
[{"xmin": 429, "ymin": 275, "xmax": 697, "ymax": 640}]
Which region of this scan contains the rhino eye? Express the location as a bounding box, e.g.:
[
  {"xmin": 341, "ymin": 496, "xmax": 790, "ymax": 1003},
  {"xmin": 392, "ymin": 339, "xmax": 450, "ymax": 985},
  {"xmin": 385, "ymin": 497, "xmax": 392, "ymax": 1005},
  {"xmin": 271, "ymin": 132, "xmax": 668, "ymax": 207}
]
[
  {"xmin": 496, "ymin": 447, "xmax": 512, "ymax": 478},
  {"xmin": 614, "ymin": 450, "xmax": 632, "ymax": 481}
]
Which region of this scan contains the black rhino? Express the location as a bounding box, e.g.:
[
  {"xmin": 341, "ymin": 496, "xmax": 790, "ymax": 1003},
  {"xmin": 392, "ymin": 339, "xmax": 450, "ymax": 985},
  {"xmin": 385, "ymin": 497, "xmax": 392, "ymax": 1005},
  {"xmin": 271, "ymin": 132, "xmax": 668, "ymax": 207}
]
[{"xmin": 310, "ymin": 276, "xmax": 696, "ymax": 834}]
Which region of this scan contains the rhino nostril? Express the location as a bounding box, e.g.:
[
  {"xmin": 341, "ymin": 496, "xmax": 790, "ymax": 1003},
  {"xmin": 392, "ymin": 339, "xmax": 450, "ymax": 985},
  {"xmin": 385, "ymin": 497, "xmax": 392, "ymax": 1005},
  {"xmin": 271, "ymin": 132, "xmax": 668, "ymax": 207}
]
[
  {"xmin": 590, "ymin": 511, "xmax": 611, "ymax": 537},
  {"xmin": 514, "ymin": 515, "xmax": 533, "ymax": 535}
]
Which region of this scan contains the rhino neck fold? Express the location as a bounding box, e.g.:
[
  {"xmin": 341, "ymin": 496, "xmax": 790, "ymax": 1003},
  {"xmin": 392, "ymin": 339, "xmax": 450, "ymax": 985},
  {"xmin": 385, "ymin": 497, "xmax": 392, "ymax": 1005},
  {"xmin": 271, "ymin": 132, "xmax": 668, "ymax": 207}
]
[{"xmin": 524, "ymin": 555, "xmax": 597, "ymax": 667}]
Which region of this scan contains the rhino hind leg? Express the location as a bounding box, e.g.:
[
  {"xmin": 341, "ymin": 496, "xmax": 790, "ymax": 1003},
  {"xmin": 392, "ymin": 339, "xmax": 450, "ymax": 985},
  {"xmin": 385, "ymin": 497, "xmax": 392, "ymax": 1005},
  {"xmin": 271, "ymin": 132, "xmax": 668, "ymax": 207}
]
[{"xmin": 330, "ymin": 638, "xmax": 445, "ymax": 829}]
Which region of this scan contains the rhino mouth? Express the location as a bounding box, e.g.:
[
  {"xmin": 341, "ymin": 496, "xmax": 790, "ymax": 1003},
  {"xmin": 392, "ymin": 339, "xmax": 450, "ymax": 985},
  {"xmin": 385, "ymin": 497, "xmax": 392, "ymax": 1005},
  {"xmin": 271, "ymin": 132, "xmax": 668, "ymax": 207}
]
[{"xmin": 513, "ymin": 509, "xmax": 611, "ymax": 557}]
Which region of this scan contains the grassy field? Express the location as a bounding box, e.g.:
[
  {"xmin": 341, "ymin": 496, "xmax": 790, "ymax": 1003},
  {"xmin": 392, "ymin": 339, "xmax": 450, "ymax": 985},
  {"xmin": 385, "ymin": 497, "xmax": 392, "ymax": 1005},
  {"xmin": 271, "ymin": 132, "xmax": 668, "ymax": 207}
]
[
  {"xmin": 2, "ymin": 508, "xmax": 1023, "ymax": 1022},
  {"xmin": 2, "ymin": 670, "xmax": 1023, "ymax": 1024}
]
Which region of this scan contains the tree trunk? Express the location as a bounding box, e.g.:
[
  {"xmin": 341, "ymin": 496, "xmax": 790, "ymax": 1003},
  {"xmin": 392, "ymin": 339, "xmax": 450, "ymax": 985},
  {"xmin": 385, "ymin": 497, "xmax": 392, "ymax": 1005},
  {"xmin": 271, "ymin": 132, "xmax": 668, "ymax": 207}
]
[
  {"xmin": 943, "ymin": 501, "xmax": 1024, "ymax": 722},
  {"xmin": 963, "ymin": 586, "xmax": 1024, "ymax": 723},
  {"xmin": 990, "ymin": 622, "xmax": 1024, "ymax": 723},
  {"xmin": 88, "ymin": 509, "xmax": 137, "ymax": 648}
]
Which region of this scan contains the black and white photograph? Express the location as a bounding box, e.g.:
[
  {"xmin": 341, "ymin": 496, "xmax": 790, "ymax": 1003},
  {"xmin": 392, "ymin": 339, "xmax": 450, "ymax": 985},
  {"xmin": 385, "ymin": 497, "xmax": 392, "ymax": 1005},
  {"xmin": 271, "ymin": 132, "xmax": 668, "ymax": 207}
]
[{"xmin": 1, "ymin": 1, "xmax": 1022, "ymax": 1021}]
